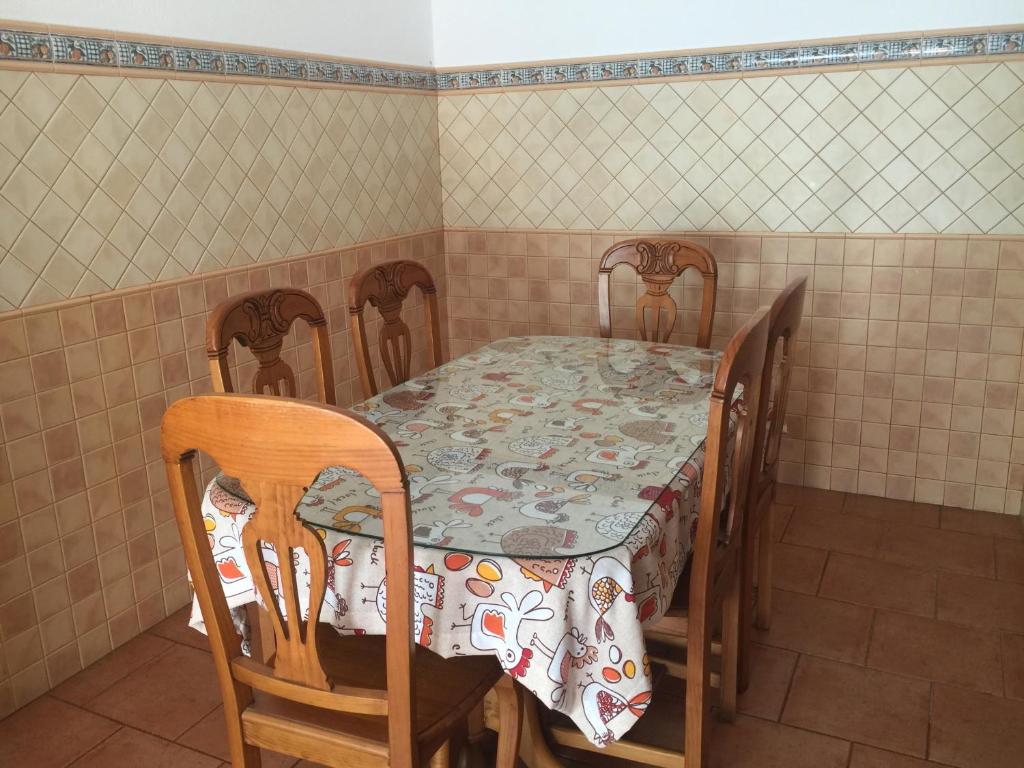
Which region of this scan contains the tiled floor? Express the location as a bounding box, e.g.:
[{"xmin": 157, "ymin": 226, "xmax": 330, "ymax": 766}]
[{"xmin": 1, "ymin": 487, "xmax": 1023, "ymax": 768}]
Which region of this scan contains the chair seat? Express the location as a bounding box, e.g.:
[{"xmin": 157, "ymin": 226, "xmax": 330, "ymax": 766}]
[{"xmin": 242, "ymin": 627, "xmax": 502, "ymax": 763}]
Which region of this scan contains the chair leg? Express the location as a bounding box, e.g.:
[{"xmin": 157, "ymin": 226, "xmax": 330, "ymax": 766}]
[
  {"xmin": 718, "ymin": 564, "xmax": 741, "ymax": 723},
  {"xmin": 227, "ymin": 723, "xmax": 261, "ymax": 768},
  {"xmin": 494, "ymin": 677, "xmax": 524, "ymax": 768},
  {"xmin": 738, "ymin": 517, "xmax": 757, "ymax": 694},
  {"xmin": 755, "ymin": 507, "xmax": 774, "ymax": 630},
  {"xmin": 429, "ymin": 740, "xmax": 451, "ymax": 768},
  {"xmin": 221, "ymin": 679, "xmax": 259, "ymax": 767},
  {"xmin": 684, "ymin": 614, "xmax": 712, "ymax": 768}
]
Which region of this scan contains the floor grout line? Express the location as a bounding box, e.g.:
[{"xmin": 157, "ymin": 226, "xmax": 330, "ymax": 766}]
[
  {"xmin": 863, "ymin": 607, "xmax": 878, "ymax": 666},
  {"xmin": 925, "ymin": 682, "xmax": 934, "ymax": 761},
  {"xmin": 62, "ymin": 724, "xmax": 126, "ymax": 768},
  {"xmin": 49, "ymin": 638, "xmax": 181, "ymax": 708}
]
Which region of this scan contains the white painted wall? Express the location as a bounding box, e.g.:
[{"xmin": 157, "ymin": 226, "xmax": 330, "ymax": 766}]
[
  {"xmin": 2, "ymin": 0, "xmax": 1021, "ymax": 68},
  {"xmin": 0, "ymin": 0, "xmax": 436, "ymax": 66},
  {"xmin": 431, "ymin": 0, "xmax": 1024, "ymax": 67}
]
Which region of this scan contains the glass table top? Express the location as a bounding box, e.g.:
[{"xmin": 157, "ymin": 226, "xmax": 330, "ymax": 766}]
[{"xmin": 214, "ymin": 335, "xmax": 720, "ymax": 558}]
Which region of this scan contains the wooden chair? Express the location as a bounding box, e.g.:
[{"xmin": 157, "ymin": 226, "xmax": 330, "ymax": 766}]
[
  {"xmin": 206, "ymin": 288, "xmax": 336, "ymax": 404},
  {"xmin": 349, "ymin": 261, "xmax": 443, "ymax": 399},
  {"xmin": 162, "ymin": 394, "xmax": 523, "ymax": 767},
  {"xmin": 738, "ymin": 277, "xmax": 807, "ymax": 690},
  {"xmin": 597, "ymin": 238, "xmax": 718, "ymax": 348},
  {"xmin": 547, "ymin": 307, "xmax": 770, "ymax": 767}
]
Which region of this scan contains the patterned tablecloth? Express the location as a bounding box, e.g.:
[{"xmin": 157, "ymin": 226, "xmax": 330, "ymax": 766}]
[{"xmin": 191, "ymin": 335, "xmax": 721, "ymax": 746}]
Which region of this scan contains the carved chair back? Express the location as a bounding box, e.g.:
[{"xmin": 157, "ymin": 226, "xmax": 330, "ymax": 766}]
[
  {"xmin": 684, "ymin": 305, "xmax": 769, "ymax": 763},
  {"xmin": 598, "ymin": 238, "xmax": 718, "ymax": 347},
  {"xmin": 161, "ymin": 394, "xmax": 418, "ymax": 765},
  {"xmin": 206, "ymin": 289, "xmax": 336, "ymax": 404},
  {"xmin": 737, "ymin": 277, "xmax": 807, "ymax": 692},
  {"xmin": 349, "ymin": 260, "xmax": 443, "ymax": 399},
  {"xmin": 690, "ymin": 306, "xmax": 769, "ymax": 592},
  {"xmin": 748, "ymin": 278, "xmax": 807, "ymax": 512}
]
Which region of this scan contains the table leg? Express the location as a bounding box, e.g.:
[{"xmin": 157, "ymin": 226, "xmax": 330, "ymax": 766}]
[
  {"xmin": 454, "ymin": 703, "xmax": 487, "ymax": 768},
  {"xmin": 484, "ymin": 685, "xmax": 564, "ymax": 768},
  {"xmin": 519, "ymin": 691, "xmax": 564, "ymax": 768}
]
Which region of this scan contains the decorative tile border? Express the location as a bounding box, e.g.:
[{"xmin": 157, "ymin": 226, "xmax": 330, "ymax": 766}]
[
  {"xmin": 437, "ymin": 29, "xmax": 1024, "ymax": 91},
  {"xmin": 0, "ymin": 22, "xmax": 1021, "ymax": 93},
  {"xmin": 0, "ymin": 24, "xmax": 438, "ymax": 90},
  {"xmin": 0, "ymin": 21, "xmax": 1019, "ymax": 94}
]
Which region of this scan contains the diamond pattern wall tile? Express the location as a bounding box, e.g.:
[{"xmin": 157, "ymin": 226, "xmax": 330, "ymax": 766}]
[
  {"xmin": 0, "ymin": 72, "xmax": 441, "ymax": 309},
  {"xmin": 439, "ymin": 62, "xmax": 1024, "ymax": 235}
]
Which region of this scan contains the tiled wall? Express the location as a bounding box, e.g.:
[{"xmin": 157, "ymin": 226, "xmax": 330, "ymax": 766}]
[
  {"xmin": 437, "ymin": 61, "xmax": 1024, "ymax": 234},
  {"xmin": 2, "ymin": 21, "xmax": 1023, "ymax": 717},
  {"xmin": 444, "ymin": 227, "xmax": 1024, "ymax": 516},
  {"xmin": 0, "ymin": 229, "xmax": 446, "ymax": 714},
  {"xmin": 0, "ymin": 69, "xmax": 441, "ymax": 310}
]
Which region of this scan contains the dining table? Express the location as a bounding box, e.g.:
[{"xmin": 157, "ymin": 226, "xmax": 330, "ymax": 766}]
[{"xmin": 189, "ymin": 334, "xmax": 724, "ymax": 761}]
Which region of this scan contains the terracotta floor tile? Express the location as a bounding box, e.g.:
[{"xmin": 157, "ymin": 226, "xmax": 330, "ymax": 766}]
[
  {"xmin": 87, "ymin": 644, "xmax": 223, "ymax": 739},
  {"xmin": 753, "ymin": 590, "xmax": 873, "ymax": 664},
  {"xmin": 848, "ymin": 744, "xmax": 939, "ymax": 767},
  {"xmin": 941, "ymin": 506, "xmax": 1023, "ymax": 540},
  {"xmin": 772, "ymin": 542, "xmax": 828, "ymax": 595},
  {"xmin": 1004, "ymin": 633, "xmax": 1024, "ymax": 700},
  {"xmin": 772, "ymin": 504, "xmax": 794, "ymax": 542},
  {"xmin": 995, "ymin": 539, "xmax": 1024, "ymax": 583},
  {"xmin": 737, "ymin": 644, "xmax": 798, "ymax": 721},
  {"xmin": 53, "ymin": 633, "xmax": 174, "ymax": 706},
  {"xmin": 818, "ymin": 553, "xmax": 936, "ymax": 617},
  {"xmin": 930, "ymin": 684, "xmax": 1024, "ymax": 768},
  {"xmin": 782, "ymin": 656, "xmax": 930, "ymax": 757},
  {"xmin": 71, "ymin": 726, "xmax": 221, "ymax": 768},
  {"xmin": 844, "ymin": 494, "xmax": 941, "ymax": 528},
  {"xmin": 776, "ymin": 484, "xmax": 847, "ymax": 512},
  {"xmin": 867, "ymin": 610, "xmax": 1003, "ymax": 695},
  {"xmin": 0, "ymin": 695, "xmax": 119, "ymax": 768},
  {"xmin": 177, "ymin": 706, "xmax": 298, "ymax": 767},
  {"xmin": 147, "ymin": 606, "xmax": 211, "ymax": 652},
  {"xmin": 936, "ymin": 572, "xmax": 1024, "ymax": 633},
  {"xmin": 709, "ymin": 714, "xmax": 850, "ymax": 768},
  {"xmin": 877, "ymin": 523, "xmax": 995, "ymax": 577},
  {"xmin": 783, "ymin": 507, "xmax": 886, "ymax": 556}
]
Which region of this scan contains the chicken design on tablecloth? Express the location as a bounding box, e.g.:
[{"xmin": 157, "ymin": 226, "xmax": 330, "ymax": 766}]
[
  {"xmin": 588, "ymin": 557, "xmax": 635, "ymax": 642},
  {"xmin": 191, "ymin": 336, "xmax": 725, "ymax": 749}
]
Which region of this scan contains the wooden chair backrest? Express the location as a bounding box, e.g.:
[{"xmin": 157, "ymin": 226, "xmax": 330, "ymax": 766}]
[
  {"xmin": 206, "ymin": 289, "xmax": 336, "ymax": 404},
  {"xmin": 688, "ymin": 306, "xmax": 769, "ymax": 602},
  {"xmin": 349, "ymin": 260, "xmax": 443, "ymax": 399},
  {"xmin": 598, "ymin": 238, "xmax": 718, "ymax": 347},
  {"xmin": 161, "ymin": 394, "xmax": 417, "ymax": 765},
  {"xmin": 748, "ymin": 278, "xmax": 807, "ymax": 507}
]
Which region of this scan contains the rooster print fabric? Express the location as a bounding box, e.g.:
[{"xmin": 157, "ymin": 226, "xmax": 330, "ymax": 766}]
[{"xmin": 191, "ymin": 336, "xmax": 721, "ymax": 746}]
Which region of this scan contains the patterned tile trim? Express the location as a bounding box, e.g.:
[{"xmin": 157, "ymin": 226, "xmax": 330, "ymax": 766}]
[
  {"xmin": 0, "ymin": 23, "xmax": 1020, "ymax": 92},
  {"xmin": 436, "ymin": 30, "xmax": 1024, "ymax": 90},
  {"xmin": 0, "ymin": 25, "xmax": 438, "ymax": 90}
]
